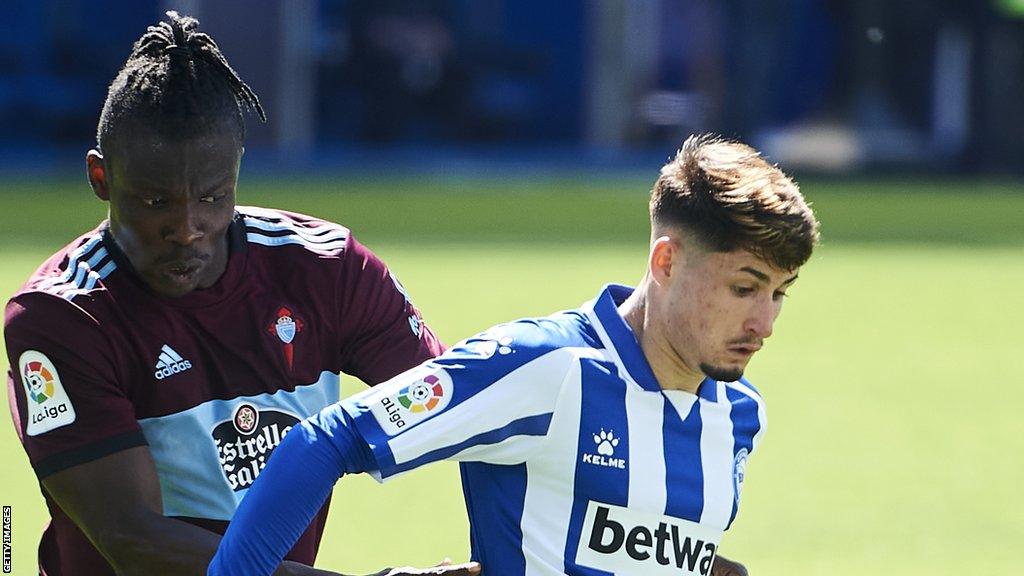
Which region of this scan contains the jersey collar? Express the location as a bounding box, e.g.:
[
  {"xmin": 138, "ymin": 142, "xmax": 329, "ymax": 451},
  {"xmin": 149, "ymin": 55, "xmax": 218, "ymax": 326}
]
[{"xmin": 585, "ymin": 283, "xmax": 717, "ymax": 402}]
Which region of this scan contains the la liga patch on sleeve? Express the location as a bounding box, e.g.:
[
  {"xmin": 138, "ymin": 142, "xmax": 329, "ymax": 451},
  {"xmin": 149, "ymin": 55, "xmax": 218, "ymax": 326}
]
[
  {"xmin": 369, "ymin": 366, "xmax": 453, "ymax": 436},
  {"xmin": 19, "ymin": 350, "xmax": 76, "ymax": 436}
]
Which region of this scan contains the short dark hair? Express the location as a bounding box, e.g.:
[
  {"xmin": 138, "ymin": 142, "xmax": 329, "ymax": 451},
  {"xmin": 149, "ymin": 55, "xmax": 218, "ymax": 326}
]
[
  {"xmin": 96, "ymin": 11, "xmax": 266, "ymax": 158},
  {"xmin": 650, "ymin": 134, "xmax": 819, "ymax": 270}
]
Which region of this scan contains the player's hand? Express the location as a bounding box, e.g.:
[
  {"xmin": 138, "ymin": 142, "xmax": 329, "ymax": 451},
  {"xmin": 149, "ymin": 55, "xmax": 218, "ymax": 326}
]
[
  {"xmin": 712, "ymin": 553, "xmax": 749, "ymax": 576},
  {"xmin": 369, "ymin": 557, "xmax": 481, "ymax": 576},
  {"xmin": 276, "ymin": 559, "xmax": 345, "ymax": 575}
]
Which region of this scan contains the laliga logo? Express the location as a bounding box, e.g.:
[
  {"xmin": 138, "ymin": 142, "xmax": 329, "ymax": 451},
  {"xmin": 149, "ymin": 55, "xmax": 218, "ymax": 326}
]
[
  {"xmin": 373, "ymin": 368, "xmax": 453, "ymax": 436},
  {"xmin": 20, "ymin": 350, "xmax": 76, "ymax": 436},
  {"xmin": 23, "ymin": 361, "xmax": 55, "ymax": 404},
  {"xmin": 397, "ymin": 374, "xmax": 446, "ymax": 413}
]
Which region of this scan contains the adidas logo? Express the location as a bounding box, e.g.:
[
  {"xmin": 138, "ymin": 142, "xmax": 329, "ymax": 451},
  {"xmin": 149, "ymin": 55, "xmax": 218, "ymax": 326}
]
[{"xmin": 154, "ymin": 345, "xmax": 193, "ymax": 380}]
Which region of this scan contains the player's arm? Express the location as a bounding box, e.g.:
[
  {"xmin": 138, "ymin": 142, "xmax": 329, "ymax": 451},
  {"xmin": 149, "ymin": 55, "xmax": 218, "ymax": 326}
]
[
  {"xmin": 335, "ymin": 235, "xmax": 445, "ymax": 385},
  {"xmin": 208, "ymin": 403, "xmax": 480, "ymax": 576},
  {"xmin": 6, "ymin": 297, "xmax": 329, "ymax": 576},
  {"xmin": 41, "ymin": 446, "xmax": 330, "ymax": 575},
  {"xmin": 211, "ymin": 325, "xmax": 572, "ymax": 575},
  {"xmin": 41, "ymin": 446, "xmax": 219, "ymax": 574}
]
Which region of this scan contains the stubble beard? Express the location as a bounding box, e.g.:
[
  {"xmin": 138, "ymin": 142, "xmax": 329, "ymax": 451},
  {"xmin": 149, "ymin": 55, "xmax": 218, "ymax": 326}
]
[{"xmin": 699, "ymin": 362, "xmax": 744, "ymax": 383}]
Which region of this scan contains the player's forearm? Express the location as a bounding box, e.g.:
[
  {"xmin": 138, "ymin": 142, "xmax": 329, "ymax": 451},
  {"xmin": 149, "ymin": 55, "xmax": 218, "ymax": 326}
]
[
  {"xmin": 93, "ymin": 504, "xmax": 337, "ymax": 569},
  {"xmin": 210, "ymin": 405, "xmax": 371, "ymax": 576},
  {"xmin": 98, "ymin": 507, "xmax": 338, "ymax": 576},
  {"xmin": 91, "ymin": 509, "xmax": 223, "ymax": 575}
]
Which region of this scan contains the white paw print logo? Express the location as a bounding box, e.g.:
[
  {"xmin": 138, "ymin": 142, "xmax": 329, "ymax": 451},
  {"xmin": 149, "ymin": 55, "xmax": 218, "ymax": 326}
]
[
  {"xmin": 462, "ymin": 335, "xmax": 514, "ymax": 359},
  {"xmin": 497, "ymin": 337, "xmax": 513, "ymax": 355},
  {"xmin": 594, "ymin": 429, "xmax": 619, "ymax": 456}
]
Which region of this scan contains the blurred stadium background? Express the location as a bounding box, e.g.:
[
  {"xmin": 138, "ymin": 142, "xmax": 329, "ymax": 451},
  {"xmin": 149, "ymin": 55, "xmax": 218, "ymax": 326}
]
[{"xmin": 1, "ymin": 1, "xmax": 1022, "ymax": 574}]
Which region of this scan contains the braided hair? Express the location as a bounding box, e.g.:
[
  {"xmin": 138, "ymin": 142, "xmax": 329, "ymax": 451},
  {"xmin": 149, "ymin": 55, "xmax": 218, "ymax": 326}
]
[{"xmin": 96, "ymin": 11, "xmax": 266, "ymax": 159}]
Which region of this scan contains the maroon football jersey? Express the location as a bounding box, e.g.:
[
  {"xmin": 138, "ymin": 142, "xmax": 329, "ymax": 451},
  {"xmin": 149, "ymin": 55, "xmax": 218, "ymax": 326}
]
[{"xmin": 4, "ymin": 206, "xmax": 444, "ymax": 576}]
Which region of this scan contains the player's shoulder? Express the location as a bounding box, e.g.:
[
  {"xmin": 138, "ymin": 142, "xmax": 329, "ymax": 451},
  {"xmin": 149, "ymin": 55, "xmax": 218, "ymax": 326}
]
[
  {"xmin": 723, "ymin": 377, "xmax": 765, "ymax": 406},
  {"xmin": 10, "ymin": 227, "xmax": 115, "ymax": 315},
  {"xmin": 436, "ymin": 310, "xmax": 601, "ymax": 375},
  {"xmin": 237, "ymin": 205, "xmax": 351, "ymax": 257},
  {"xmin": 6, "ymin": 288, "xmax": 104, "ymax": 340},
  {"xmin": 6, "ymin": 280, "xmax": 109, "ymax": 359},
  {"xmin": 723, "ymin": 377, "xmax": 767, "ymax": 449}
]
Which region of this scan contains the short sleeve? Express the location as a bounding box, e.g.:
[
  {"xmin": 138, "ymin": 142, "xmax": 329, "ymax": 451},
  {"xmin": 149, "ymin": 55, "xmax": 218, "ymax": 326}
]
[
  {"xmin": 342, "ymin": 322, "xmax": 579, "ymax": 480},
  {"xmin": 336, "ymin": 235, "xmax": 444, "ymax": 385},
  {"xmin": 5, "ymin": 294, "xmax": 146, "ymax": 479},
  {"xmin": 724, "ymin": 379, "xmax": 766, "ymax": 455}
]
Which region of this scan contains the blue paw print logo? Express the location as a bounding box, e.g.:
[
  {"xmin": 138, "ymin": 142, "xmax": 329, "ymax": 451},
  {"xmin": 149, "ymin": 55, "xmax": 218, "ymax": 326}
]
[{"xmin": 594, "ymin": 429, "xmax": 619, "ymax": 456}]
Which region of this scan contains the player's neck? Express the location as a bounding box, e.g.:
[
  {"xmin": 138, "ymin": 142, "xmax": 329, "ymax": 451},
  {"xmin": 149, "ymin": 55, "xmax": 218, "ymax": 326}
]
[{"xmin": 618, "ymin": 290, "xmax": 704, "ymax": 394}]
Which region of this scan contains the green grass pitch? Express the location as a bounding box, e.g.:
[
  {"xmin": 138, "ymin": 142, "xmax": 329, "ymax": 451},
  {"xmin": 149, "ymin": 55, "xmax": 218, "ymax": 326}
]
[{"xmin": 1, "ymin": 175, "xmax": 1022, "ymax": 574}]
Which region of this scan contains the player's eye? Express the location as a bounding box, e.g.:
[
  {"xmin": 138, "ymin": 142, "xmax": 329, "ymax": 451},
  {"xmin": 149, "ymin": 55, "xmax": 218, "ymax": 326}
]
[
  {"xmin": 141, "ymin": 197, "xmax": 167, "ymax": 208},
  {"xmin": 199, "ymin": 191, "xmax": 228, "ymax": 204},
  {"xmin": 772, "ymin": 290, "xmax": 789, "ymax": 301},
  {"xmin": 732, "ymin": 286, "xmax": 756, "ymax": 297}
]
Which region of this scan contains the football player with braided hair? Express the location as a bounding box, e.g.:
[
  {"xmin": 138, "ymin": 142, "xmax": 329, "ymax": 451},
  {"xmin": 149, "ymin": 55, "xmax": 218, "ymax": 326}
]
[{"xmin": 6, "ymin": 12, "xmax": 477, "ymax": 576}]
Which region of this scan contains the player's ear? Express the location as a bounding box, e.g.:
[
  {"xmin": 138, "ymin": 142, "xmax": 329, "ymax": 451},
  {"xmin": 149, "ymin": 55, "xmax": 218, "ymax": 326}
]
[
  {"xmin": 86, "ymin": 150, "xmax": 109, "ymax": 201},
  {"xmin": 648, "ymin": 235, "xmax": 676, "ymax": 286}
]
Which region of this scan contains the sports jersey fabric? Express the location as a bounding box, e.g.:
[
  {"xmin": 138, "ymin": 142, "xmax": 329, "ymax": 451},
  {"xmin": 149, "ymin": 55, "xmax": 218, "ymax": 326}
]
[
  {"xmin": 5, "ymin": 206, "xmax": 443, "ymax": 576},
  {"xmin": 209, "ymin": 284, "xmax": 767, "ymax": 576}
]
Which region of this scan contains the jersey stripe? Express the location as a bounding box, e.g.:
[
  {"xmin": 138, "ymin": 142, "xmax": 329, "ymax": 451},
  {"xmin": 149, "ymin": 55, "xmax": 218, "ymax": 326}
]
[
  {"xmin": 37, "ymin": 235, "xmax": 104, "ymax": 290},
  {"xmin": 698, "ymin": 382, "xmax": 735, "ymax": 529},
  {"xmin": 725, "ymin": 381, "xmax": 766, "ymax": 451},
  {"xmin": 96, "ymin": 260, "xmax": 117, "ymax": 278},
  {"xmin": 393, "ymin": 414, "xmax": 551, "ymax": 475},
  {"xmin": 564, "ymin": 360, "xmax": 628, "ymax": 575},
  {"xmin": 462, "ymin": 462, "xmax": 529, "ymax": 575},
  {"xmin": 626, "ymin": 386, "xmax": 667, "ymax": 515},
  {"xmin": 724, "ymin": 382, "xmax": 765, "ymax": 527},
  {"xmin": 521, "ymin": 358, "xmax": 584, "ymax": 576},
  {"xmin": 137, "ymin": 371, "xmax": 340, "ymax": 520},
  {"xmin": 54, "ymin": 250, "xmax": 110, "ymax": 288},
  {"xmin": 42, "ymin": 242, "xmax": 117, "ymax": 301},
  {"xmin": 664, "ymin": 392, "xmax": 704, "ymax": 523},
  {"xmin": 245, "ymin": 232, "xmax": 347, "ymax": 255},
  {"xmin": 241, "ymin": 209, "xmax": 350, "ymax": 256},
  {"xmin": 243, "ymin": 218, "xmax": 349, "ymax": 243}
]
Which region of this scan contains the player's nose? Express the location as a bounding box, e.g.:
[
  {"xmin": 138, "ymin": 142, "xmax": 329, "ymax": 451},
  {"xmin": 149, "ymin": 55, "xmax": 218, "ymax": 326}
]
[
  {"xmin": 163, "ymin": 203, "xmax": 204, "ymax": 245},
  {"xmin": 743, "ymin": 299, "xmax": 775, "ymax": 339}
]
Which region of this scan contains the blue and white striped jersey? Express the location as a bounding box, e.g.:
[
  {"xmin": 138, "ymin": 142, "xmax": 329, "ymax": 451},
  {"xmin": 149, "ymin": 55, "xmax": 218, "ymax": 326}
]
[
  {"xmin": 349, "ymin": 283, "xmax": 766, "ymax": 575},
  {"xmin": 209, "ymin": 284, "xmax": 767, "ymax": 576}
]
